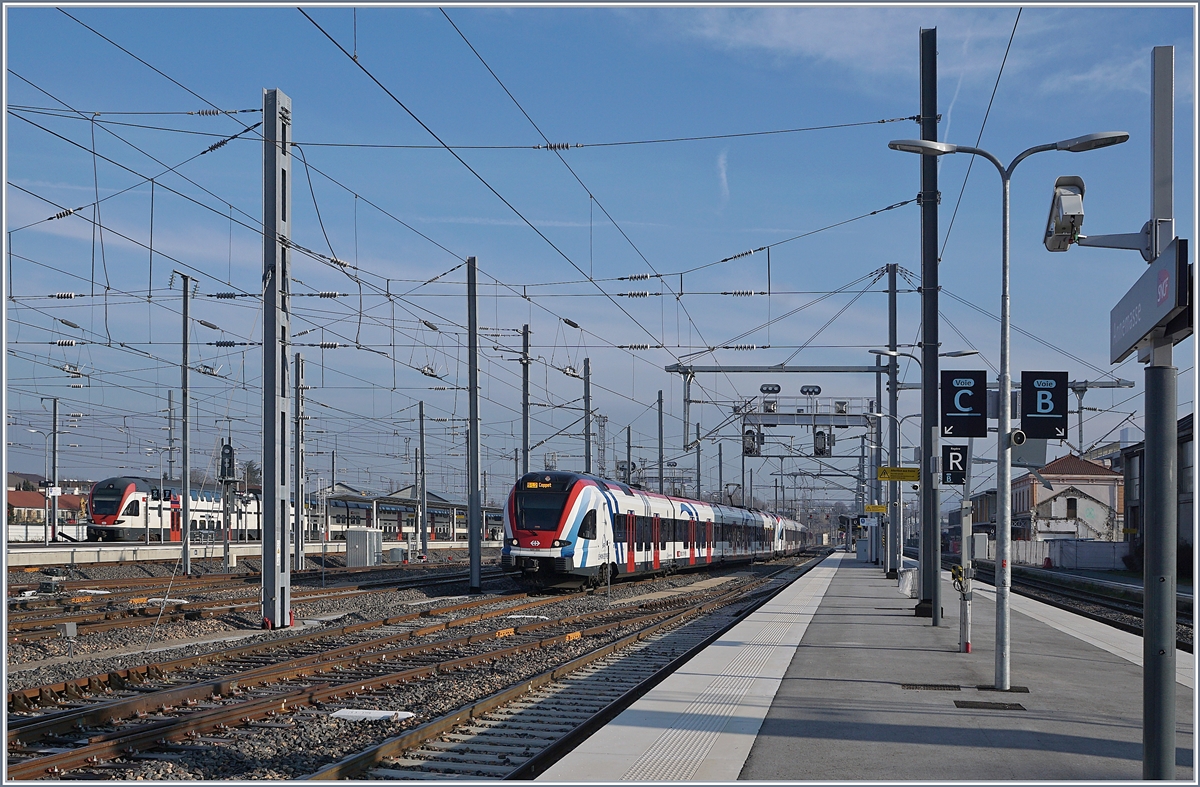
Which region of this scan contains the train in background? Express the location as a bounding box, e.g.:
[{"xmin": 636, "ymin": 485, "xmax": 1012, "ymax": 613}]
[
  {"xmin": 501, "ymin": 471, "xmax": 808, "ymax": 586},
  {"xmin": 84, "ymin": 475, "xmax": 368, "ymax": 543}
]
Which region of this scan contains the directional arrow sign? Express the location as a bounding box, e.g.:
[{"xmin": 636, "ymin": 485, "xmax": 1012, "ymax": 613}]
[
  {"xmin": 1020, "ymin": 371, "xmax": 1068, "ymax": 439},
  {"xmin": 940, "ymin": 370, "xmax": 987, "ymax": 438},
  {"xmin": 941, "ymin": 445, "xmax": 967, "ymax": 485}
]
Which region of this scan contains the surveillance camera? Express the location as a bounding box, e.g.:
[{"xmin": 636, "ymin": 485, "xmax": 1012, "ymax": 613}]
[
  {"xmin": 911, "ymin": 483, "xmax": 920, "ymax": 492},
  {"xmin": 1044, "ymin": 175, "xmax": 1085, "ymax": 252},
  {"xmin": 1011, "ymin": 429, "xmax": 1027, "ymax": 447}
]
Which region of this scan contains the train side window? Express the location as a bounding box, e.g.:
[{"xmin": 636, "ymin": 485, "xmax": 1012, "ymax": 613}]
[
  {"xmin": 613, "ymin": 515, "xmax": 626, "ymax": 543},
  {"xmin": 150, "ymin": 488, "xmax": 161, "ymax": 502},
  {"xmin": 579, "ymin": 510, "xmax": 597, "ymax": 540},
  {"xmin": 122, "ymin": 500, "xmax": 140, "ymax": 517}
]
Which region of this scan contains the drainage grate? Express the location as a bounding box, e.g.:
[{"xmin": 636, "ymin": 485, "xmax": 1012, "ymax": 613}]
[
  {"xmin": 976, "ymin": 685, "xmax": 1030, "ymax": 693},
  {"xmin": 901, "ymin": 683, "xmax": 960, "ymax": 691},
  {"xmin": 955, "ymin": 700, "xmax": 1026, "ymax": 710}
]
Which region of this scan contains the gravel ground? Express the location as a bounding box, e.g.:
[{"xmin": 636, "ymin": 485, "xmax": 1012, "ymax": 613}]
[
  {"xmin": 6, "ymin": 561, "xmax": 756, "ymax": 693},
  {"xmin": 73, "ymin": 603, "xmax": 722, "ymax": 780}
]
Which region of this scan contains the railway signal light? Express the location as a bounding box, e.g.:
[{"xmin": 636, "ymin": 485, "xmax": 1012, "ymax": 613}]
[
  {"xmin": 814, "ymin": 430, "xmax": 830, "ymax": 457},
  {"xmin": 800, "ymin": 385, "xmax": 822, "ymax": 396},
  {"xmin": 743, "ymin": 428, "xmax": 761, "ymax": 457}
]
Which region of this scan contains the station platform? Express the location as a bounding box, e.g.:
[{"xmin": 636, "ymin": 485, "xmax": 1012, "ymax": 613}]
[{"xmin": 540, "ymin": 551, "xmax": 1195, "ymax": 782}]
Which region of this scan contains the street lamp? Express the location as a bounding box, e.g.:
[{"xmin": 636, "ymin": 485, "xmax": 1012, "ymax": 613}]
[
  {"xmin": 26, "ymin": 429, "xmax": 50, "ymax": 544},
  {"xmin": 888, "ymin": 129, "xmax": 1128, "ymax": 691}
]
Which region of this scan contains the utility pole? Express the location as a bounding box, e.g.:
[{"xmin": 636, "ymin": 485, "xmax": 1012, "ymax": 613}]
[
  {"xmin": 466, "ymin": 256, "xmax": 482, "ymax": 594},
  {"xmin": 917, "ymin": 28, "xmax": 941, "ymax": 624},
  {"xmin": 41, "ymin": 398, "xmax": 59, "ymax": 543},
  {"xmin": 695, "ymin": 422, "xmax": 701, "ymax": 498},
  {"xmin": 176, "ymin": 272, "xmax": 194, "ymax": 575},
  {"xmin": 1143, "ymin": 45, "xmax": 1178, "ymax": 781},
  {"xmin": 513, "ymin": 448, "xmax": 518, "ymax": 484},
  {"xmin": 261, "ymin": 87, "xmax": 292, "ymax": 629},
  {"xmin": 167, "ymin": 390, "xmax": 176, "ymax": 481},
  {"xmin": 626, "ymin": 426, "xmax": 632, "ymax": 485},
  {"xmin": 293, "ymin": 353, "xmax": 306, "ymax": 572},
  {"xmin": 888, "ymin": 262, "xmax": 900, "ymax": 578},
  {"xmin": 521, "ymin": 324, "xmax": 530, "ymax": 475},
  {"xmin": 657, "ymin": 390, "xmax": 664, "ymax": 494},
  {"xmin": 597, "ymin": 415, "xmax": 607, "ymax": 478},
  {"xmin": 418, "ymin": 401, "xmax": 427, "ymax": 555},
  {"xmin": 583, "ymin": 357, "xmax": 592, "ymax": 474},
  {"xmin": 718, "ymin": 442, "xmax": 723, "ymax": 503},
  {"xmin": 875, "ymin": 361, "xmax": 884, "ymax": 567}
]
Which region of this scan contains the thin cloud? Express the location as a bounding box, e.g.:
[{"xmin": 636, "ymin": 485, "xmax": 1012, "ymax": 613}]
[{"xmin": 717, "ymin": 149, "xmax": 730, "ymax": 205}]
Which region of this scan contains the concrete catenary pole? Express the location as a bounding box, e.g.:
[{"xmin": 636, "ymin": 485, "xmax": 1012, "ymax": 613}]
[
  {"xmin": 167, "ymin": 389, "xmax": 176, "ymax": 481},
  {"xmin": 418, "ymin": 401, "xmax": 428, "ymax": 555},
  {"xmin": 584, "ymin": 358, "xmax": 592, "ymax": 474},
  {"xmin": 521, "ymin": 324, "xmax": 530, "ymax": 475},
  {"xmin": 625, "ymin": 425, "xmax": 632, "ymax": 484},
  {"xmin": 49, "ymin": 397, "xmax": 58, "ymax": 542},
  {"xmin": 917, "ymin": 28, "xmax": 941, "ymax": 624},
  {"xmin": 293, "ymin": 353, "xmax": 306, "ymax": 572},
  {"xmin": 261, "ymin": 87, "xmax": 293, "ymax": 628},
  {"xmin": 888, "ymin": 263, "xmax": 900, "ymax": 578},
  {"xmin": 178, "ymin": 272, "xmax": 193, "ymax": 575},
  {"xmin": 466, "ymin": 257, "xmax": 482, "ymax": 594},
  {"xmin": 657, "ymin": 391, "xmax": 664, "ymax": 494},
  {"xmin": 695, "ymin": 423, "xmax": 701, "ymax": 499}
]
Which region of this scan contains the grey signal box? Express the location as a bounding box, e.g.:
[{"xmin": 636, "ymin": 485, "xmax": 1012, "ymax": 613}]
[{"xmin": 1020, "ymin": 371, "xmax": 1068, "ymax": 439}]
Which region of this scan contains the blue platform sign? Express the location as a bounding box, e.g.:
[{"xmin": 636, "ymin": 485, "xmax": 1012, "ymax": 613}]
[
  {"xmin": 1110, "ymin": 238, "xmax": 1190, "ymax": 364},
  {"xmin": 940, "ymin": 370, "xmax": 987, "ymax": 438},
  {"xmin": 1020, "ymin": 371, "xmax": 1068, "ymax": 439}
]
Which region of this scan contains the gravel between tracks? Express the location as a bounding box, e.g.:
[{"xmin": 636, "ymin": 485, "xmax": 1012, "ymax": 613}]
[
  {"xmin": 6, "ymin": 563, "xmax": 751, "ymax": 694},
  {"xmin": 61, "ymin": 562, "xmax": 797, "ymax": 780}
]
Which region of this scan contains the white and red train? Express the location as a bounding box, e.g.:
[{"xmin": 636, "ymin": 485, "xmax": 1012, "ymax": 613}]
[
  {"xmin": 501, "ymin": 471, "xmax": 808, "ymax": 585},
  {"xmin": 86, "ymin": 476, "xmax": 262, "ymax": 543}
]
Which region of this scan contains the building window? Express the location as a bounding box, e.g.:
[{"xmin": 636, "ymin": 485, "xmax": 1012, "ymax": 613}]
[{"xmin": 1066, "ymin": 497, "xmax": 1077, "ymax": 519}]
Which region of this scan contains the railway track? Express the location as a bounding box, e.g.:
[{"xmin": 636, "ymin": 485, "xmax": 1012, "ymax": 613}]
[
  {"xmin": 6, "ymin": 568, "xmax": 510, "ymax": 644},
  {"xmin": 6, "ymin": 553, "xmax": 828, "ymax": 780},
  {"xmin": 911, "ymin": 549, "xmax": 1195, "ymax": 652}
]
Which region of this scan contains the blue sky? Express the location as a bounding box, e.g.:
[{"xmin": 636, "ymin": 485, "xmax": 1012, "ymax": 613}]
[{"xmin": 4, "ymin": 5, "xmax": 1195, "ymax": 511}]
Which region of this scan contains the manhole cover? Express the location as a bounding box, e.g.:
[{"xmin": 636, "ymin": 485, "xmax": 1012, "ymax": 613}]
[
  {"xmin": 955, "ymin": 700, "xmax": 1026, "ymax": 710},
  {"xmin": 901, "ymin": 684, "xmax": 960, "ymax": 691}
]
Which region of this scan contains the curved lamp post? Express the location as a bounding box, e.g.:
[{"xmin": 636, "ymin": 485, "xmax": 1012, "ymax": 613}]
[{"xmin": 887, "ymin": 131, "xmax": 1128, "ymax": 690}]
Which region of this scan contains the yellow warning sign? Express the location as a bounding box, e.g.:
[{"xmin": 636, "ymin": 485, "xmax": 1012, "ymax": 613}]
[
  {"xmin": 877, "ymin": 466, "xmax": 919, "ymax": 482},
  {"xmin": 864, "ymin": 504, "xmax": 888, "ymax": 513}
]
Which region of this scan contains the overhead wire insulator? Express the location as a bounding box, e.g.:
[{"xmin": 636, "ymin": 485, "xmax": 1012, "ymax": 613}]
[
  {"xmin": 726, "ymin": 344, "xmax": 757, "ymax": 351},
  {"xmin": 330, "ymin": 257, "xmax": 349, "ymax": 267},
  {"xmin": 317, "ymin": 291, "xmax": 340, "ymax": 298},
  {"xmin": 53, "ymin": 340, "xmax": 77, "ymax": 347},
  {"xmin": 563, "ymin": 318, "xmax": 581, "ymax": 329},
  {"xmin": 49, "ymin": 208, "xmax": 76, "ymax": 221},
  {"xmin": 623, "ymin": 273, "xmax": 652, "ymax": 281},
  {"xmin": 722, "ymin": 290, "xmax": 757, "ymax": 297},
  {"xmin": 210, "ymin": 292, "xmax": 238, "ymax": 299},
  {"xmin": 318, "ymin": 342, "xmax": 340, "ymax": 349},
  {"xmin": 621, "ymin": 291, "xmax": 651, "ymax": 298},
  {"xmin": 621, "ymin": 344, "xmax": 652, "ymax": 350},
  {"xmin": 539, "ymin": 142, "xmax": 575, "ymax": 151},
  {"xmin": 52, "ymin": 293, "xmax": 77, "ymax": 299},
  {"xmin": 422, "ymin": 320, "xmax": 439, "ymax": 332},
  {"xmin": 191, "ymin": 108, "xmax": 224, "ymax": 116},
  {"xmin": 214, "ymin": 340, "xmax": 237, "ymax": 347}
]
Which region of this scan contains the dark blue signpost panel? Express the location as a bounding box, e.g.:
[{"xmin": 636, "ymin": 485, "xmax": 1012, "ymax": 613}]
[
  {"xmin": 1020, "ymin": 371, "xmax": 1069, "ymax": 439},
  {"xmin": 940, "ymin": 370, "xmax": 987, "ymax": 438}
]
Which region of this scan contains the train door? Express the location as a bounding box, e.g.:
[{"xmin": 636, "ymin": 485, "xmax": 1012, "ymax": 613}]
[
  {"xmin": 706, "ymin": 520, "xmax": 713, "ymax": 564},
  {"xmin": 626, "ymin": 512, "xmax": 636, "ymax": 574},
  {"xmin": 169, "ymin": 493, "xmax": 182, "ymax": 542},
  {"xmin": 688, "ymin": 519, "xmax": 696, "ymax": 566},
  {"xmin": 652, "ymin": 514, "xmax": 660, "ymax": 570}
]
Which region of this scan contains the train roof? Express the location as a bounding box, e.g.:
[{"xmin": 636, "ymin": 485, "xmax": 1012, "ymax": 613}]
[{"xmin": 515, "ymin": 471, "xmax": 804, "ymax": 530}]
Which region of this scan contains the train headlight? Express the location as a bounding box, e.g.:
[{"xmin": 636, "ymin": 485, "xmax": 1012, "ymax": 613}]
[
  {"xmin": 508, "ymin": 538, "xmax": 520, "ymax": 546},
  {"xmin": 552, "ymin": 539, "xmax": 572, "ymax": 548}
]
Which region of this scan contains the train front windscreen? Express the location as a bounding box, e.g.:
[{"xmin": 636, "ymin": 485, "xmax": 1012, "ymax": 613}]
[
  {"xmin": 90, "ymin": 487, "xmax": 123, "ymax": 517},
  {"xmin": 513, "ymin": 476, "xmax": 573, "ymax": 532}
]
